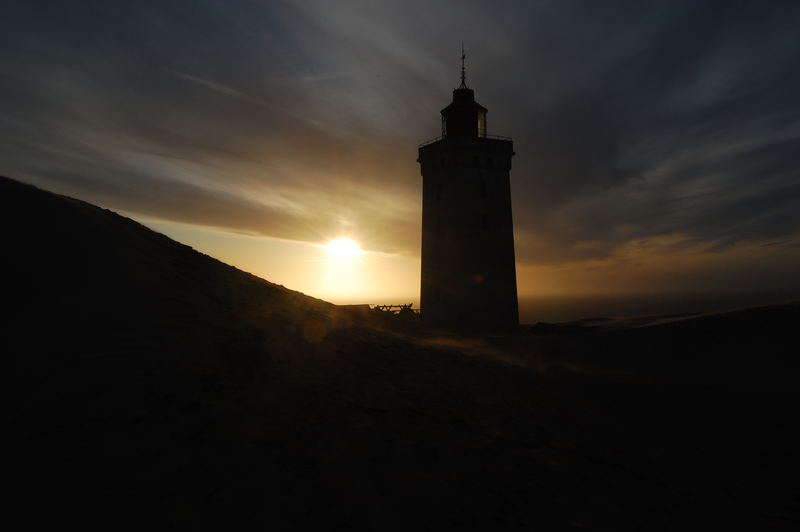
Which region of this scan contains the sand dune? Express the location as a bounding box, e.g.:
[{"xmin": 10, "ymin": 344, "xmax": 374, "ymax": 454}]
[{"xmin": 4, "ymin": 176, "xmax": 798, "ymax": 530}]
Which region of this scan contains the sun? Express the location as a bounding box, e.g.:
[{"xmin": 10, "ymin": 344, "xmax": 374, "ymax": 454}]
[{"xmin": 324, "ymin": 237, "xmax": 362, "ymax": 263}]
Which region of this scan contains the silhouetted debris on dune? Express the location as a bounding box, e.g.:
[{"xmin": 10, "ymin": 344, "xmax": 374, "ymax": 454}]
[{"xmin": 3, "ymin": 175, "xmax": 799, "ymax": 530}]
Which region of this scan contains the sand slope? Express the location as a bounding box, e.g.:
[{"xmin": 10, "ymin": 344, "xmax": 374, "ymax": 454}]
[{"xmin": 3, "ymin": 176, "xmax": 798, "ymax": 530}]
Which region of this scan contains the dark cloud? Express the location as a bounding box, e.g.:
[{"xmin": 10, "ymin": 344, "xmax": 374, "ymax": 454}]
[
  {"xmin": 2, "ymin": 0, "xmax": 799, "ymax": 291},
  {"xmin": 499, "ymin": 0, "xmax": 800, "ymax": 266}
]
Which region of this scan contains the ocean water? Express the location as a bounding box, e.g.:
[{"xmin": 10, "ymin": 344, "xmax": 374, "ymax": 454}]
[
  {"xmin": 355, "ymin": 292, "xmax": 799, "ymax": 324},
  {"xmin": 517, "ymin": 292, "xmax": 800, "ymax": 324}
]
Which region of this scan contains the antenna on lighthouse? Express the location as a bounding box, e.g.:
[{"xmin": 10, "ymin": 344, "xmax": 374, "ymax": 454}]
[{"xmin": 459, "ymin": 42, "xmax": 468, "ymax": 89}]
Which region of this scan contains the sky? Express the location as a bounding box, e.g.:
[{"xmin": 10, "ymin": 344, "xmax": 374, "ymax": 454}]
[{"xmin": 2, "ymin": 0, "xmax": 800, "ymax": 304}]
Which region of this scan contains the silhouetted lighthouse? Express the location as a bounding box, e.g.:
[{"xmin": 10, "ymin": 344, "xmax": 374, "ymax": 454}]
[{"xmin": 417, "ymin": 50, "xmax": 518, "ymax": 332}]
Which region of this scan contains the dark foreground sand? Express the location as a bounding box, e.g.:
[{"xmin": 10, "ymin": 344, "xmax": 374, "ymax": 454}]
[{"xmin": 4, "ymin": 176, "xmax": 799, "ymax": 530}]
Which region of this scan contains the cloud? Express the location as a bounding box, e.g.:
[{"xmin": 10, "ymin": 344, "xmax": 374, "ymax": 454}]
[{"xmin": 1, "ymin": 0, "xmax": 800, "ymax": 293}]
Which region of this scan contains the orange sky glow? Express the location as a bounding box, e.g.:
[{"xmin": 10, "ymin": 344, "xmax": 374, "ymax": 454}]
[{"xmin": 139, "ymin": 214, "xmax": 800, "ymax": 306}]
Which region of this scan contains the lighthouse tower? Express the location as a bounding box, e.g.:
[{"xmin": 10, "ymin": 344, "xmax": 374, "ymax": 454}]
[{"xmin": 417, "ymin": 50, "xmax": 518, "ymax": 332}]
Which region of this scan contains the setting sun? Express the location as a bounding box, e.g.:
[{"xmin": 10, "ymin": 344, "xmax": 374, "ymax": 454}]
[{"xmin": 324, "ymin": 237, "xmax": 362, "ymax": 264}]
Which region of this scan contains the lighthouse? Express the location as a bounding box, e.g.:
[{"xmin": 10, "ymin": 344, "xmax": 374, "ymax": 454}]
[{"xmin": 417, "ymin": 50, "xmax": 519, "ymax": 332}]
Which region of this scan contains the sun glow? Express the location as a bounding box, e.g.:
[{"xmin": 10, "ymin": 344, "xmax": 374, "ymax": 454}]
[
  {"xmin": 324, "ymin": 237, "xmax": 362, "ymax": 264},
  {"xmin": 141, "ymin": 218, "xmax": 420, "ymax": 304}
]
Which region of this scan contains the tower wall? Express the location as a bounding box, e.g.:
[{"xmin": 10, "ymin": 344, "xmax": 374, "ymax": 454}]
[{"xmin": 418, "ymin": 137, "xmax": 518, "ymax": 332}]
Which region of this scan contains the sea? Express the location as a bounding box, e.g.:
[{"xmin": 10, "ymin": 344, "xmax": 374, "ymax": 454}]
[
  {"xmin": 351, "ymin": 291, "xmax": 799, "ymax": 325},
  {"xmin": 516, "ymin": 292, "xmax": 800, "ymax": 324}
]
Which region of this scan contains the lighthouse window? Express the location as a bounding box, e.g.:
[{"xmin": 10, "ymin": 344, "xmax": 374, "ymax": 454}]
[{"xmin": 477, "ymin": 109, "xmax": 487, "ymax": 138}]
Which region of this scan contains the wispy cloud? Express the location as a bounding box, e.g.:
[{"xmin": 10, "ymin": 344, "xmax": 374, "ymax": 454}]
[{"xmin": 1, "ymin": 0, "xmax": 799, "ymax": 293}]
